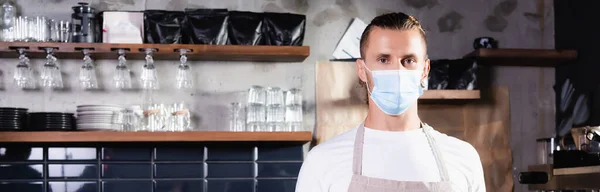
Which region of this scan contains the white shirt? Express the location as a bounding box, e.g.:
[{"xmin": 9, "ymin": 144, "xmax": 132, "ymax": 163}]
[{"xmin": 295, "ymin": 125, "xmax": 486, "ymax": 192}]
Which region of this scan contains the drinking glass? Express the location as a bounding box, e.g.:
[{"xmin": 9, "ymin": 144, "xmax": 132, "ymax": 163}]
[
  {"xmin": 169, "ymin": 102, "xmax": 191, "ymax": 131},
  {"xmin": 266, "ymin": 105, "xmax": 284, "ymax": 132},
  {"xmin": 285, "ymin": 88, "xmax": 302, "ymax": 106},
  {"xmin": 266, "ymin": 87, "xmax": 284, "ymax": 106},
  {"xmin": 246, "ymin": 104, "xmax": 265, "ymax": 132},
  {"xmin": 49, "ymin": 19, "xmax": 59, "ymax": 42},
  {"xmin": 284, "ymin": 105, "xmax": 303, "ymax": 132},
  {"xmin": 283, "ymin": 88, "xmax": 302, "ymax": 131},
  {"xmin": 176, "ymin": 49, "xmax": 193, "ymax": 89},
  {"xmin": 247, "ymin": 85, "xmax": 266, "ymax": 105},
  {"xmin": 31, "ymin": 16, "xmax": 49, "ymax": 42},
  {"xmin": 13, "ymin": 48, "xmax": 36, "ymax": 89},
  {"xmin": 13, "ymin": 16, "xmax": 29, "ymax": 42},
  {"xmin": 40, "ymin": 48, "xmax": 63, "ymax": 89},
  {"xmin": 143, "ymin": 103, "xmax": 163, "ymax": 132},
  {"xmin": 49, "ymin": 20, "xmax": 70, "ymax": 42},
  {"xmin": 113, "ymin": 49, "xmax": 132, "ymax": 89},
  {"xmin": 111, "ymin": 109, "xmax": 126, "ymax": 131},
  {"xmin": 266, "ymin": 87, "xmax": 284, "ymax": 131},
  {"xmin": 58, "ymin": 20, "xmax": 71, "ymax": 42},
  {"xmin": 79, "ymin": 49, "xmax": 98, "ymax": 89},
  {"xmin": 122, "ymin": 106, "xmax": 142, "ymax": 132},
  {"xmin": 230, "ymin": 102, "xmax": 246, "ymax": 132},
  {"xmin": 141, "ymin": 48, "xmax": 159, "ymax": 90},
  {"xmin": 246, "ymin": 85, "xmax": 266, "ymax": 131}
]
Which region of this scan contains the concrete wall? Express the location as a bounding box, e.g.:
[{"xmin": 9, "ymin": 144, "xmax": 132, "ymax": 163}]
[{"xmin": 0, "ymin": 0, "xmax": 554, "ymax": 191}]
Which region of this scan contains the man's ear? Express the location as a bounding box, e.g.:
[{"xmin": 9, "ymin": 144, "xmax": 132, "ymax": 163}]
[
  {"xmin": 356, "ymin": 59, "xmax": 368, "ymax": 83},
  {"xmin": 422, "ymin": 58, "xmax": 430, "ymax": 83}
]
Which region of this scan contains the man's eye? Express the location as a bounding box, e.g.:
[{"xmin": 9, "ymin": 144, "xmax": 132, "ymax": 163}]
[
  {"xmin": 402, "ymin": 58, "xmax": 416, "ymax": 65},
  {"xmin": 378, "ymin": 58, "xmax": 388, "ymax": 63}
]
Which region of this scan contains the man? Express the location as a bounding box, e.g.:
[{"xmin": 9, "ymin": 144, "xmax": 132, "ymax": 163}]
[{"xmin": 295, "ymin": 12, "xmax": 486, "ymax": 192}]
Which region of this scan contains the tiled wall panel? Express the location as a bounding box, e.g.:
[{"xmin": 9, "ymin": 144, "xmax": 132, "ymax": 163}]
[{"xmin": 0, "ymin": 144, "xmax": 302, "ymax": 192}]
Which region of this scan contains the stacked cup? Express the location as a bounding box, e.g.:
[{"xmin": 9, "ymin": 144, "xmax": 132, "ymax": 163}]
[
  {"xmin": 284, "ymin": 88, "xmax": 303, "ymax": 132},
  {"xmin": 266, "ymin": 87, "xmax": 285, "ymax": 132},
  {"xmin": 246, "ymin": 86, "xmax": 266, "ymax": 132},
  {"xmin": 243, "ymin": 86, "xmax": 303, "ymax": 132}
]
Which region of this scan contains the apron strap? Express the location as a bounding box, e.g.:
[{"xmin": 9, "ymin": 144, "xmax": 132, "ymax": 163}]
[
  {"xmin": 422, "ymin": 123, "xmax": 451, "ymax": 181},
  {"xmin": 352, "ymin": 124, "xmax": 366, "ymax": 175}
]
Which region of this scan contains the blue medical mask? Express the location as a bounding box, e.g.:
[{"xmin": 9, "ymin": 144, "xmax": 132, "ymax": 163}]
[{"xmin": 363, "ymin": 63, "xmax": 424, "ymax": 116}]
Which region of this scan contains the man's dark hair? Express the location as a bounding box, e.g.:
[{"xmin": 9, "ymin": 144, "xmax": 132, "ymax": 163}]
[{"xmin": 359, "ymin": 12, "xmax": 426, "ymax": 58}]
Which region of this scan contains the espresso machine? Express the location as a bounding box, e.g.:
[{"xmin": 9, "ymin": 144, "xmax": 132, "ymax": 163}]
[{"xmin": 519, "ymin": 126, "xmax": 600, "ymax": 191}]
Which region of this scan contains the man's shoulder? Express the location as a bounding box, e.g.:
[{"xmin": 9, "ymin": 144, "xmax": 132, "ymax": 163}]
[
  {"xmin": 308, "ymin": 127, "xmax": 358, "ymax": 158},
  {"xmin": 296, "ymin": 127, "xmax": 358, "ymax": 192},
  {"xmin": 303, "ymin": 127, "xmax": 358, "ymax": 166},
  {"xmin": 298, "ymin": 127, "xmax": 357, "ymax": 181}
]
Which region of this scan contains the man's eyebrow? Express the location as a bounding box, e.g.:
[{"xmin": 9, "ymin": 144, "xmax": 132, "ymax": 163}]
[
  {"xmin": 375, "ymin": 53, "xmax": 391, "ymax": 58},
  {"xmin": 400, "ymin": 53, "xmax": 417, "ymax": 58}
]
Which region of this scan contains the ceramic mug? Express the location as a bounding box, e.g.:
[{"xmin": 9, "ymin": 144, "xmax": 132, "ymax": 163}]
[{"xmin": 473, "ymin": 37, "xmax": 498, "ymax": 49}]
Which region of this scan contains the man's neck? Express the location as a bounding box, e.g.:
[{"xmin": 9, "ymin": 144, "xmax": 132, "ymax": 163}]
[{"xmin": 364, "ymin": 103, "xmax": 421, "ymax": 132}]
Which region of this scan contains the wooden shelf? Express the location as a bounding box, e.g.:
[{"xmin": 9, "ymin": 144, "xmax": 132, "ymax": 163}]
[
  {"xmin": 527, "ymin": 164, "xmax": 600, "ymax": 190},
  {"xmin": 465, "ymin": 48, "xmax": 577, "ymax": 66},
  {"xmin": 0, "ymin": 42, "xmax": 310, "ymax": 62},
  {"xmin": 421, "ymin": 90, "xmax": 480, "ymax": 100},
  {"xmin": 554, "ymin": 165, "xmax": 600, "ymax": 175},
  {"xmin": 0, "ymin": 131, "xmax": 313, "ymax": 143}
]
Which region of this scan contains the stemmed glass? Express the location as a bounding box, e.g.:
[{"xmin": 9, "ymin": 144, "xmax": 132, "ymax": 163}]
[
  {"xmin": 113, "ymin": 49, "xmax": 132, "ymax": 89},
  {"xmin": 141, "ymin": 48, "xmax": 159, "ymax": 90},
  {"xmin": 176, "ymin": 49, "xmax": 192, "ymax": 89},
  {"xmin": 79, "ymin": 48, "xmax": 98, "ymax": 90},
  {"xmin": 13, "ymin": 48, "xmax": 36, "ymax": 89},
  {"xmin": 40, "ymin": 47, "xmax": 63, "ymax": 89}
]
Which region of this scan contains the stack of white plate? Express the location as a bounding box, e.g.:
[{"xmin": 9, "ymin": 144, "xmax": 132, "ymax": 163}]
[{"xmin": 76, "ymin": 105, "xmax": 125, "ymax": 131}]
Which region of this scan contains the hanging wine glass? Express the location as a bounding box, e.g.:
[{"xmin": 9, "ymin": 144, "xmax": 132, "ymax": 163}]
[
  {"xmin": 114, "ymin": 49, "xmax": 132, "ymax": 89},
  {"xmin": 79, "ymin": 48, "xmax": 98, "ymax": 90},
  {"xmin": 176, "ymin": 49, "xmax": 192, "ymax": 89},
  {"xmin": 141, "ymin": 48, "xmax": 159, "ymax": 90},
  {"xmin": 13, "ymin": 48, "xmax": 36, "ymax": 89},
  {"xmin": 40, "ymin": 47, "xmax": 63, "ymax": 89}
]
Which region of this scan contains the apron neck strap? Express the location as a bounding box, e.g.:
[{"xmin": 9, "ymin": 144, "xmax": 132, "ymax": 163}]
[
  {"xmin": 422, "ymin": 123, "xmax": 451, "ymax": 181},
  {"xmin": 352, "ymin": 124, "xmax": 366, "ymax": 175},
  {"xmin": 351, "ymin": 123, "xmax": 451, "ymax": 181}
]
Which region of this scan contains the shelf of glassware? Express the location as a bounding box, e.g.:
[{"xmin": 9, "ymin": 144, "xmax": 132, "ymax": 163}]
[
  {"xmin": 0, "ymin": 131, "xmax": 313, "ymax": 143},
  {"xmin": 0, "ymin": 42, "xmax": 310, "ymax": 62}
]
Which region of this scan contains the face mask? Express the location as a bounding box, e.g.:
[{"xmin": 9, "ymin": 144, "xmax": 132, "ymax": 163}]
[{"xmin": 363, "ymin": 63, "xmax": 424, "ymax": 116}]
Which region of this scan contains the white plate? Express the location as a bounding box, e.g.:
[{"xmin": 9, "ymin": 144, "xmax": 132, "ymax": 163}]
[
  {"xmin": 77, "ymin": 126, "xmax": 119, "ymax": 131},
  {"xmin": 77, "ymin": 106, "xmax": 124, "ymax": 112},
  {"xmin": 77, "ymin": 114, "xmax": 114, "ymax": 116},
  {"xmin": 77, "ymin": 111, "xmax": 114, "ymax": 115},
  {"xmin": 77, "ymin": 120, "xmax": 112, "ymax": 124},
  {"xmin": 76, "ymin": 117, "xmax": 113, "ymax": 120},
  {"xmin": 78, "ymin": 128, "xmax": 119, "ymax": 131},
  {"xmin": 76, "ymin": 116, "xmax": 114, "ymax": 119},
  {"xmin": 77, "ymin": 104, "xmax": 123, "ymax": 108},
  {"xmin": 77, "ymin": 123, "xmax": 113, "ymax": 126},
  {"xmin": 77, "ymin": 117, "xmax": 113, "ymax": 120}
]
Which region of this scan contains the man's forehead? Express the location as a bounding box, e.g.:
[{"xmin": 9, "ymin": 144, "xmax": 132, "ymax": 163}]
[{"xmin": 364, "ymin": 28, "xmax": 427, "ymax": 56}]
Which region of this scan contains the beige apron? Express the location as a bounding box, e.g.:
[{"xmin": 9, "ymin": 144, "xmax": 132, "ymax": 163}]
[{"xmin": 347, "ymin": 123, "xmax": 454, "ymax": 192}]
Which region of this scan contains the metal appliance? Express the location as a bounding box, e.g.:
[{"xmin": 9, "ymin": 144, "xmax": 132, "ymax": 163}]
[
  {"xmin": 71, "ymin": 2, "xmax": 97, "ymax": 43},
  {"xmin": 520, "ymin": 126, "xmax": 600, "ymax": 191}
]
